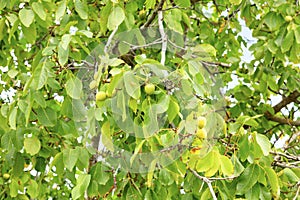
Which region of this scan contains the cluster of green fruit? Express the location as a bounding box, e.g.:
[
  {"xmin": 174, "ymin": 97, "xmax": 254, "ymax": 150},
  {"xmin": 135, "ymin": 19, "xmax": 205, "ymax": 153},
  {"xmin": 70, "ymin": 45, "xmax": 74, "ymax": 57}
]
[
  {"xmin": 195, "ymin": 116, "xmax": 207, "ymax": 139},
  {"xmin": 95, "ymin": 83, "xmax": 156, "ymax": 102}
]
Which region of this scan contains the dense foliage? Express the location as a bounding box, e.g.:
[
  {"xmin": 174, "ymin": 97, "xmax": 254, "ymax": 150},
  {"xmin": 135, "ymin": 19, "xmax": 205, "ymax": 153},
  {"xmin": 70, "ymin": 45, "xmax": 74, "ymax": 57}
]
[{"xmin": 0, "ymin": 0, "xmax": 300, "ymax": 199}]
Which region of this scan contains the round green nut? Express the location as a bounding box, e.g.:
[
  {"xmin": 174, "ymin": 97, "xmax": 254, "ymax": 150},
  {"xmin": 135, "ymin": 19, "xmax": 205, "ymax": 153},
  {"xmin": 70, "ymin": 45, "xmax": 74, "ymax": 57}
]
[
  {"xmin": 96, "ymin": 91, "xmax": 107, "ymax": 101},
  {"xmin": 3, "ymin": 173, "xmax": 10, "ymax": 180},
  {"xmin": 285, "ymin": 16, "xmax": 293, "ymax": 22},
  {"xmin": 144, "ymin": 83, "xmax": 155, "ymax": 95}
]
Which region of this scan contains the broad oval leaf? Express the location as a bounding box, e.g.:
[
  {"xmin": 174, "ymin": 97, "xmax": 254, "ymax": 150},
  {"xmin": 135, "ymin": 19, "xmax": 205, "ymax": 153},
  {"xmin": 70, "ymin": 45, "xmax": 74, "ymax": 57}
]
[
  {"xmin": 74, "ymin": 0, "xmax": 88, "ymax": 20},
  {"xmin": 66, "ymin": 77, "xmax": 83, "ymax": 99},
  {"xmin": 24, "ymin": 137, "xmax": 41, "ymax": 156},
  {"xmin": 19, "ymin": 8, "xmax": 34, "ymax": 27},
  {"xmin": 32, "ymin": 2, "xmax": 46, "ymax": 20},
  {"xmin": 220, "ymin": 155, "xmax": 234, "ymax": 176},
  {"xmin": 107, "ymin": 6, "xmax": 125, "ymax": 30},
  {"xmin": 124, "ymin": 71, "xmax": 141, "ymax": 99}
]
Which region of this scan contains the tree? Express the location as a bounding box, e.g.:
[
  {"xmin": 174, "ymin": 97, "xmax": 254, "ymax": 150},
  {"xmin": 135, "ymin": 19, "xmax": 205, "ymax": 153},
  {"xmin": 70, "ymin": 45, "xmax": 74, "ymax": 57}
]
[{"xmin": 0, "ymin": 0, "xmax": 299, "ymax": 199}]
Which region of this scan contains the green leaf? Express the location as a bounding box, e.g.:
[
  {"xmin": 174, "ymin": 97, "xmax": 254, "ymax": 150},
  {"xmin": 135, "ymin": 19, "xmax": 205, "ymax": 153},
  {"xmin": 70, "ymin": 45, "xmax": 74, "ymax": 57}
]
[
  {"xmin": 229, "ymin": 0, "xmax": 242, "ymax": 5},
  {"xmin": 164, "ymin": 9, "xmax": 183, "ymax": 34},
  {"xmin": 101, "ymin": 121, "xmax": 114, "ymax": 151},
  {"xmin": 107, "ymin": 6, "xmax": 125, "ymax": 30},
  {"xmin": 281, "ymin": 30, "xmax": 294, "ymax": 53},
  {"xmin": 66, "ymin": 77, "xmax": 83, "ymax": 99},
  {"xmin": 32, "ymin": 2, "xmax": 46, "ymax": 20},
  {"xmin": 19, "ymin": 8, "xmax": 34, "ymax": 27},
  {"xmin": 294, "ymin": 26, "xmax": 300, "ymax": 43},
  {"xmin": 51, "ymin": 152, "xmax": 64, "ymax": 176},
  {"xmin": 36, "ymin": 107, "xmax": 57, "ymax": 127},
  {"xmin": 75, "ymin": 0, "xmax": 88, "ymax": 20},
  {"xmin": 9, "ymin": 107, "xmax": 17, "ymax": 130},
  {"xmin": 196, "ymin": 150, "xmax": 214, "ymax": 172},
  {"xmin": 71, "ymin": 174, "xmax": 91, "ymax": 199},
  {"xmin": 255, "ymin": 133, "xmax": 271, "ymax": 156},
  {"xmin": 124, "ymin": 71, "xmax": 141, "ymax": 99},
  {"xmin": 58, "ymin": 42, "xmax": 69, "ymax": 66},
  {"xmin": 9, "ymin": 179, "xmax": 18, "ymax": 197},
  {"xmin": 24, "ymin": 137, "xmax": 41, "ymax": 156},
  {"xmin": 30, "ymin": 60, "xmax": 49, "ymax": 90},
  {"xmin": 61, "ymin": 34, "xmax": 72, "ymax": 50},
  {"xmin": 220, "ymin": 155, "xmax": 234, "ymax": 176},
  {"xmin": 27, "ymin": 180, "xmax": 39, "ymax": 198},
  {"xmin": 13, "ymin": 153, "xmax": 24, "ymax": 177},
  {"xmin": 167, "ymin": 98, "xmax": 180, "ymax": 122},
  {"xmin": 264, "ymin": 12, "xmax": 284, "ymax": 31},
  {"xmin": 205, "ymin": 150, "xmax": 221, "ymax": 177},
  {"xmin": 147, "ymin": 159, "xmax": 157, "ymax": 187},
  {"xmin": 145, "ymin": 0, "xmax": 156, "ymax": 10},
  {"xmin": 0, "ymin": 18, "xmax": 6, "ymax": 41},
  {"xmin": 77, "ymin": 147, "xmax": 90, "ymax": 170},
  {"xmin": 264, "ymin": 167, "xmax": 280, "ymax": 198},
  {"xmin": 63, "ymin": 148, "xmax": 80, "ymax": 171},
  {"xmin": 237, "ymin": 164, "xmax": 259, "ymax": 195},
  {"xmin": 92, "ymin": 163, "xmax": 110, "ymax": 185},
  {"xmin": 174, "ymin": 0, "xmax": 191, "ymax": 7},
  {"xmin": 22, "ymin": 23, "xmax": 36, "ymax": 43},
  {"xmin": 130, "ymin": 140, "xmax": 146, "ymax": 166},
  {"xmin": 56, "ymin": 0, "xmax": 66, "ymax": 21}
]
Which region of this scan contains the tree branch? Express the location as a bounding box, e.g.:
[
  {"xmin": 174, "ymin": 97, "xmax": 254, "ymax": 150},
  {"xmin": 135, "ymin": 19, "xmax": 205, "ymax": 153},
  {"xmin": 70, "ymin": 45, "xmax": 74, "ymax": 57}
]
[
  {"xmin": 264, "ymin": 113, "xmax": 300, "ymax": 126},
  {"xmin": 157, "ymin": 10, "xmax": 167, "ymax": 65},
  {"xmin": 273, "ymin": 91, "xmax": 300, "ymax": 113},
  {"xmin": 189, "ymin": 169, "xmax": 217, "ymax": 200},
  {"xmin": 104, "ymin": 26, "xmax": 119, "ymax": 54},
  {"xmin": 141, "ymin": 0, "xmax": 166, "ymax": 29},
  {"xmin": 264, "ymin": 90, "xmax": 300, "ymax": 126}
]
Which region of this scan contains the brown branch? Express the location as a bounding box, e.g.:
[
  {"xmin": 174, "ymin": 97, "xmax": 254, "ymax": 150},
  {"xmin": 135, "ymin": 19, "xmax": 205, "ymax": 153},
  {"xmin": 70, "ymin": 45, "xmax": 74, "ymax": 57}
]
[
  {"xmin": 264, "ymin": 90, "xmax": 300, "ymax": 126},
  {"xmin": 264, "ymin": 113, "xmax": 300, "ymax": 126},
  {"xmin": 270, "ymin": 151, "xmax": 300, "ymax": 161},
  {"xmin": 141, "ymin": 0, "xmax": 166, "ymax": 29},
  {"xmin": 273, "ymin": 91, "xmax": 300, "ymax": 113}
]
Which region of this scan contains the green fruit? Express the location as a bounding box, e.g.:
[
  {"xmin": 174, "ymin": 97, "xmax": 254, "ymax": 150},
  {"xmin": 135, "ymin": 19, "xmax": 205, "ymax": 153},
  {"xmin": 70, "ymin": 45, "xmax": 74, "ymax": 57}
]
[
  {"xmin": 96, "ymin": 91, "xmax": 107, "ymax": 101},
  {"xmin": 196, "ymin": 129, "xmax": 207, "ymax": 139},
  {"xmin": 145, "ymin": 83, "xmax": 155, "ymax": 95},
  {"xmin": 89, "ymin": 80, "xmax": 98, "ymax": 90},
  {"xmin": 197, "ymin": 117, "xmax": 207, "ymax": 129},
  {"xmin": 3, "ymin": 173, "xmax": 10, "ymax": 180},
  {"xmin": 285, "ymin": 16, "xmax": 293, "ymax": 22}
]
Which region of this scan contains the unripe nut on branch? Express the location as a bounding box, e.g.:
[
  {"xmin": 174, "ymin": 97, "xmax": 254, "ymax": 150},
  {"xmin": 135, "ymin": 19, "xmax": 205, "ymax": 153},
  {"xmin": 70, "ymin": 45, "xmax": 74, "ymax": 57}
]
[
  {"xmin": 96, "ymin": 91, "xmax": 107, "ymax": 101},
  {"xmin": 144, "ymin": 83, "xmax": 155, "ymax": 95}
]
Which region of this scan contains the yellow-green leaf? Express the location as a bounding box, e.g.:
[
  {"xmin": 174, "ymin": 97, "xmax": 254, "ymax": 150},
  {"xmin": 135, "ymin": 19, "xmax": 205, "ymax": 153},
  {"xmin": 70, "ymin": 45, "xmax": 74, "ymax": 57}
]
[{"xmin": 24, "ymin": 137, "xmax": 41, "ymax": 156}]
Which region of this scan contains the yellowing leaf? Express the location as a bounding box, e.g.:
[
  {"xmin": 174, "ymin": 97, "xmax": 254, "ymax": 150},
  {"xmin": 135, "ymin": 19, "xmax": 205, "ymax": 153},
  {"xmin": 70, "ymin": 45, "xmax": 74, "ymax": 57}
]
[
  {"xmin": 264, "ymin": 167, "xmax": 280, "ymax": 198},
  {"xmin": 229, "ymin": 0, "xmax": 242, "ymax": 5},
  {"xmin": 107, "ymin": 6, "xmax": 125, "ymax": 30},
  {"xmin": 220, "ymin": 155, "xmax": 234, "ymax": 176},
  {"xmin": 101, "ymin": 121, "xmax": 114, "ymax": 151}
]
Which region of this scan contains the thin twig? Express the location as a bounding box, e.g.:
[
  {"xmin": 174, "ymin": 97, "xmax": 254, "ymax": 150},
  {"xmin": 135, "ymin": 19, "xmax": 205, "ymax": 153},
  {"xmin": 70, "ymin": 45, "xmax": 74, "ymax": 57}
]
[
  {"xmin": 141, "ymin": 0, "xmax": 166, "ymax": 29},
  {"xmin": 189, "ymin": 169, "xmax": 217, "ymax": 200},
  {"xmin": 158, "ymin": 10, "xmax": 167, "ymax": 65},
  {"xmin": 122, "ymin": 39, "xmax": 162, "ymax": 50},
  {"xmin": 104, "ymin": 26, "xmax": 119, "ymax": 54},
  {"xmin": 293, "ymin": 181, "xmax": 300, "ymax": 200}
]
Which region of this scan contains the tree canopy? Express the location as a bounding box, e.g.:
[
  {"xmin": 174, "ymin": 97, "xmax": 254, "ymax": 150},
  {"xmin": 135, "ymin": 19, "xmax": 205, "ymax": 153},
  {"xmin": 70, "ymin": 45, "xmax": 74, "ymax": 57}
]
[{"xmin": 0, "ymin": 0, "xmax": 300, "ymax": 199}]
